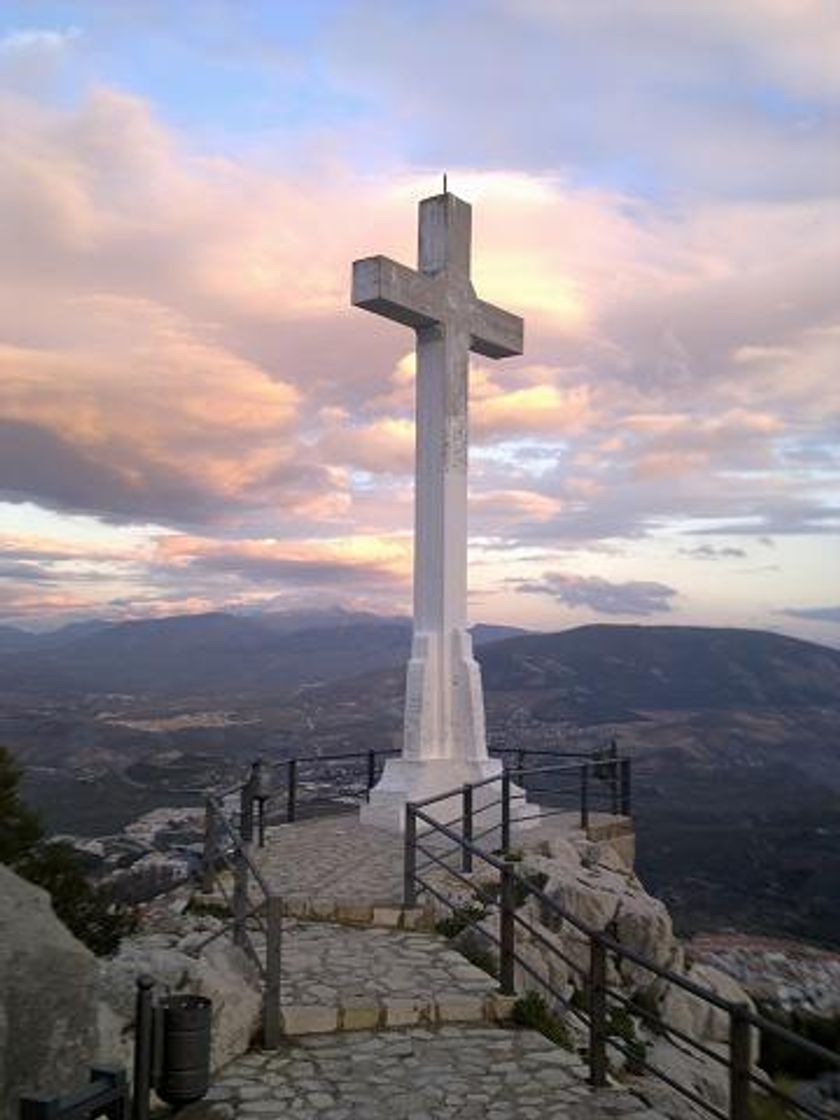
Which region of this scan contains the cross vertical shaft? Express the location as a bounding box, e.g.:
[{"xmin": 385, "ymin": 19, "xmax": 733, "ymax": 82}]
[
  {"xmin": 352, "ymin": 190, "xmax": 523, "ymax": 828},
  {"xmin": 414, "ymin": 194, "xmax": 470, "ymax": 637}
]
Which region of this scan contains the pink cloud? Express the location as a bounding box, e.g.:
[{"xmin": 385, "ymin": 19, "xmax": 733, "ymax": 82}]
[{"xmin": 0, "ymin": 81, "xmax": 836, "ymax": 632}]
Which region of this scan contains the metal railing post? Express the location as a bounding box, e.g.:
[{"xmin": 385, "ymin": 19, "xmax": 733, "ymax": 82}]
[
  {"xmin": 462, "ymin": 784, "xmax": 473, "ymax": 874},
  {"xmin": 263, "ymin": 894, "xmax": 283, "ymax": 1049},
  {"xmin": 588, "ymin": 936, "xmax": 608, "ymax": 1088},
  {"xmin": 729, "ymin": 1003, "xmax": 752, "ymax": 1120},
  {"xmin": 499, "ymin": 862, "xmax": 516, "ymax": 996},
  {"xmin": 404, "ymin": 803, "xmax": 417, "ymax": 908},
  {"xmin": 516, "ymin": 748, "xmax": 525, "ymax": 783},
  {"xmin": 366, "ymin": 749, "xmax": 376, "ymax": 800},
  {"xmin": 19, "ymin": 1097, "xmax": 60, "ymax": 1119},
  {"xmin": 501, "ymin": 769, "xmax": 511, "ymax": 853},
  {"xmin": 580, "ymin": 762, "xmax": 590, "ymax": 829},
  {"xmin": 201, "ymin": 797, "xmax": 217, "ymax": 893},
  {"xmin": 620, "ymin": 758, "xmax": 631, "ymax": 816},
  {"xmin": 240, "ymin": 781, "xmax": 254, "ymax": 846},
  {"xmin": 257, "ymin": 798, "xmax": 266, "ymax": 849},
  {"xmin": 22, "ymin": 1070, "xmax": 128, "ymax": 1120},
  {"xmin": 131, "ymin": 974, "xmax": 155, "ymax": 1120},
  {"xmin": 233, "ymin": 842, "xmax": 249, "ymax": 949},
  {"xmin": 609, "ymin": 740, "xmax": 619, "ymax": 816},
  {"xmin": 250, "ymin": 759, "xmax": 268, "ymax": 848},
  {"xmin": 286, "ymin": 758, "xmax": 297, "ymax": 822}
]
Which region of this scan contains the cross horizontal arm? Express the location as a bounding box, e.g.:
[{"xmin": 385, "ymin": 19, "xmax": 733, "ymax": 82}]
[
  {"xmin": 352, "ymin": 256, "xmax": 442, "ymax": 330},
  {"xmin": 469, "ymin": 299, "xmax": 524, "ymax": 360}
]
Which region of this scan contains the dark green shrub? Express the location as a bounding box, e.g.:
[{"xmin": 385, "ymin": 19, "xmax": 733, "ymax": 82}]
[
  {"xmin": 1, "ymin": 746, "xmax": 136, "ymax": 956},
  {"xmin": 185, "ymin": 894, "xmax": 229, "ymax": 920},
  {"xmin": 0, "ymin": 747, "xmax": 42, "ymax": 863},
  {"xmin": 606, "ymin": 1004, "xmax": 648, "ymax": 1073},
  {"xmin": 435, "ymin": 901, "xmax": 486, "ymax": 938},
  {"xmin": 758, "ymin": 1006, "xmax": 840, "ymax": 1080},
  {"xmin": 512, "ymin": 868, "xmax": 549, "ymax": 909},
  {"xmin": 459, "ymin": 940, "xmax": 499, "ymax": 978},
  {"xmin": 511, "ymin": 990, "xmax": 573, "ymax": 1050},
  {"xmin": 17, "ymin": 841, "xmax": 137, "ymax": 956}
]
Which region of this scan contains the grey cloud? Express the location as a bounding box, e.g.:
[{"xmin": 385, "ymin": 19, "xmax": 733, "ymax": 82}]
[
  {"xmin": 0, "ymin": 418, "xmax": 338, "ymax": 529},
  {"xmin": 0, "ymin": 560, "xmax": 55, "ymax": 582},
  {"xmin": 680, "ymin": 545, "xmax": 746, "ymax": 560},
  {"xmin": 687, "ymin": 504, "xmax": 840, "ymax": 537},
  {"xmin": 0, "ymin": 420, "xmax": 218, "ymax": 525},
  {"xmin": 517, "ymin": 572, "xmax": 676, "ymax": 616},
  {"xmin": 781, "ymin": 606, "xmax": 840, "ymax": 624},
  {"xmin": 330, "ymin": 2, "xmax": 839, "ymax": 199},
  {"xmin": 157, "ymin": 551, "xmax": 405, "ymax": 589}
]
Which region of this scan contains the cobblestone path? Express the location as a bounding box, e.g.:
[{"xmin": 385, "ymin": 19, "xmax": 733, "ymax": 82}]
[
  {"xmin": 254, "ymin": 812, "xmax": 624, "ymax": 916},
  {"xmin": 191, "ymin": 1025, "xmax": 666, "ymax": 1120},
  {"xmin": 194, "ymin": 812, "xmax": 664, "ymax": 1119},
  {"xmin": 281, "ymin": 921, "xmax": 493, "ymax": 1002},
  {"xmin": 248, "ymin": 919, "xmax": 500, "ymax": 1033},
  {"xmin": 257, "ymin": 817, "xmax": 405, "ymax": 908}
]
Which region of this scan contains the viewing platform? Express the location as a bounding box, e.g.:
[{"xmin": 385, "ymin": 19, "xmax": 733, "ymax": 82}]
[
  {"xmin": 191, "ymin": 748, "xmax": 838, "ymax": 1120},
  {"xmin": 254, "ymin": 809, "xmax": 636, "ymax": 925},
  {"xmin": 190, "ymin": 789, "xmax": 661, "ymax": 1120}
]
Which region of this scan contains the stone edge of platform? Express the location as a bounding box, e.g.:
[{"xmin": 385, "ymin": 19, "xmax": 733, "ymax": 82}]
[
  {"xmin": 278, "ymin": 991, "xmax": 516, "ymax": 1037},
  {"xmin": 280, "ymin": 896, "xmax": 438, "ymax": 931}
]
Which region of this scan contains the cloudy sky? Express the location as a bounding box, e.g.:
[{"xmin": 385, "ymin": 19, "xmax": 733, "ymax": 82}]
[{"xmin": 1, "ymin": 1, "xmax": 838, "ymax": 642}]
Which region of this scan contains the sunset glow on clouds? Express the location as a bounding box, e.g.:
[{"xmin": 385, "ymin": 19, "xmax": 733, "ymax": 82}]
[{"xmin": 0, "ymin": 1, "xmax": 838, "ymax": 642}]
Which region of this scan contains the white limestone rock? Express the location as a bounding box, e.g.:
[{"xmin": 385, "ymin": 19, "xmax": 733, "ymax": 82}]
[
  {"xmin": 97, "ymin": 930, "xmax": 262, "ymax": 1073},
  {"xmin": 658, "ymin": 962, "xmax": 755, "ymax": 1047},
  {"xmin": 643, "ymin": 1036, "xmax": 731, "ymax": 1119},
  {"xmin": 0, "ymin": 864, "xmax": 99, "ymax": 1116}
]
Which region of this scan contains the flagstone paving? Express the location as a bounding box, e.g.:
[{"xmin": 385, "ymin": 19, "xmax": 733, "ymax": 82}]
[
  {"xmin": 249, "ymin": 918, "xmax": 502, "ymax": 1034},
  {"xmin": 256, "ymin": 816, "xmax": 405, "ymax": 909},
  {"xmin": 191, "ymin": 810, "xmax": 659, "ymax": 1119},
  {"xmin": 188, "ymin": 1024, "xmax": 666, "ymax": 1120},
  {"xmin": 254, "ymin": 810, "xmax": 628, "ymax": 919}
]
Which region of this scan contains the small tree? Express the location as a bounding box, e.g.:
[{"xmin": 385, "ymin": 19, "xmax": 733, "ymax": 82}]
[
  {"xmin": 0, "ymin": 746, "xmax": 43, "ymax": 862},
  {"xmin": 17, "ymin": 840, "xmax": 136, "ymax": 956},
  {"xmin": 0, "ymin": 746, "xmax": 136, "ymax": 955}
]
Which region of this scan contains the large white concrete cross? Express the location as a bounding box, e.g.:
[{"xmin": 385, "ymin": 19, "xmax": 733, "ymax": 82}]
[{"xmin": 352, "ymin": 190, "xmax": 524, "ymax": 829}]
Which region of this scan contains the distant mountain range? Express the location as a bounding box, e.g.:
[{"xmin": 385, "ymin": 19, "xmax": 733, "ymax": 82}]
[
  {"xmin": 0, "ymin": 609, "xmax": 526, "ymax": 696},
  {"xmin": 478, "ymin": 623, "xmax": 840, "ymax": 716},
  {"xmin": 3, "ymin": 612, "xmax": 839, "ymax": 945}
]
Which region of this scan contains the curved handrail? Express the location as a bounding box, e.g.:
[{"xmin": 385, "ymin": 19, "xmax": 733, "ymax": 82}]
[{"xmin": 407, "ymin": 774, "xmax": 839, "ymax": 1120}]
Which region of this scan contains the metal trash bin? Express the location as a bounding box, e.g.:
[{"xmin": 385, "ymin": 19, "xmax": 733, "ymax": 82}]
[{"xmin": 155, "ymin": 994, "xmax": 212, "ymax": 1106}]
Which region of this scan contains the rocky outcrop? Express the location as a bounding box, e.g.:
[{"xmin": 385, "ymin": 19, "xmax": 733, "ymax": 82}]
[
  {"xmin": 97, "ymin": 921, "xmax": 262, "ymax": 1074},
  {"xmin": 0, "ymin": 864, "xmax": 261, "ymax": 1114},
  {"xmin": 689, "ymin": 932, "xmax": 840, "ymax": 1017},
  {"xmin": 0, "ymin": 863, "xmax": 99, "ymax": 1117},
  {"xmin": 432, "ymin": 824, "xmax": 757, "ymax": 1120}
]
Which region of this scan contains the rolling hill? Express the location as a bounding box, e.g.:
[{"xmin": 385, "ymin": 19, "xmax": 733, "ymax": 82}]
[
  {"xmin": 0, "ymin": 610, "xmax": 525, "ymax": 697},
  {"xmin": 2, "ymin": 615, "xmax": 838, "ymax": 943}
]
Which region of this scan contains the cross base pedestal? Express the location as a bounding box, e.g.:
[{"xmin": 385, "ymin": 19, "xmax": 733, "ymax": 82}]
[{"xmin": 360, "ymin": 756, "xmax": 539, "ymax": 834}]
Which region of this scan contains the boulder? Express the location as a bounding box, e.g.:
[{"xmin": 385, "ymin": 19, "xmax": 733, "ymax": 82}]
[
  {"xmin": 0, "ymin": 863, "xmax": 99, "ymax": 1116},
  {"xmin": 658, "ymin": 962, "xmax": 754, "ymax": 1047},
  {"xmin": 97, "ymin": 929, "xmax": 262, "ymax": 1073},
  {"xmin": 644, "ymin": 1035, "xmax": 731, "ymax": 1119}
]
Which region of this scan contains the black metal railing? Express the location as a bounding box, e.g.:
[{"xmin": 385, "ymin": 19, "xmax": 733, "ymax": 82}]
[
  {"xmin": 197, "ymin": 747, "xmax": 408, "ymax": 1049},
  {"xmin": 195, "ymin": 780, "xmax": 283, "ymax": 1049},
  {"xmin": 403, "ymin": 767, "xmax": 840, "ymax": 1120},
  {"xmin": 197, "ymin": 746, "xmax": 626, "ymax": 1049},
  {"xmin": 203, "ymin": 745, "xmax": 616, "ymax": 850},
  {"xmin": 19, "ymin": 1068, "xmax": 128, "ymax": 1120}
]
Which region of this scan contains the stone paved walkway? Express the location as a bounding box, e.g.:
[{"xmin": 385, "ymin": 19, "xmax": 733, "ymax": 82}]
[
  {"xmin": 257, "ymin": 816, "xmax": 405, "ymax": 910},
  {"xmin": 191, "ymin": 810, "xmax": 661, "ymax": 1119},
  {"xmin": 191, "ymin": 1025, "xmax": 665, "ymax": 1120},
  {"xmin": 249, "ymin": 918, "xmax": 502, "ymax": 1034},
  {"xmin": 255, "ymin": 811, "xmax": 631, "ymax": 920}
]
